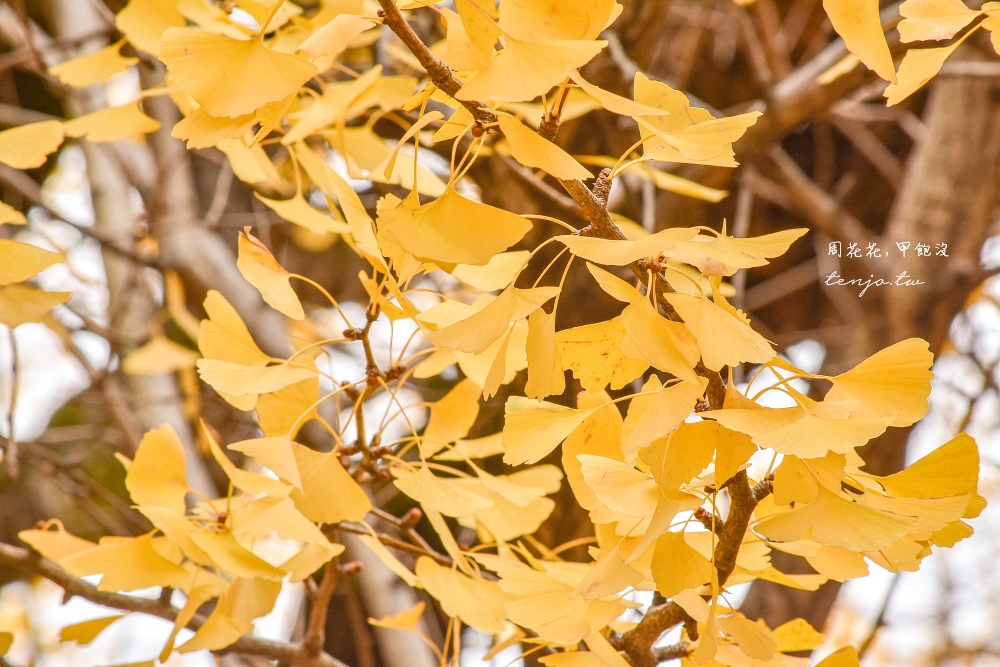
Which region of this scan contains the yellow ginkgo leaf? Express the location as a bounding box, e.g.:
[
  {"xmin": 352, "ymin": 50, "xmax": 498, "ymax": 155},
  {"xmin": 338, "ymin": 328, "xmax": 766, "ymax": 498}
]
[
  {"xmin": 451, "ymin": 250, "xmax": 529, "ymax": 291},
  {"xmin": 421, "ymin": 378, "xmax": 481, "ymax": 458},
  {"xmin": 898, "ymin": 0, "xmax": 981, "ymax": 42},
  {"xmin": 428, "ymin": 286, "xmax": 558, "ymax": 354},
  {"xmin": 873, "ymin": 433, "xmax": 979, "ymax": 498},
  {"xmin": 416, "ymin": 557, "xmax": 509, "ymax": 633},
  {"xmin": 556, "ymin": 226, "xmax": 697, "ymax": 266},
  {"xmin": 632, "ymin": 72, "xmax": 760, "ymax": 167},
  {"xmin": 116, "ymin": 0, "xmax": 185, "ymax": 56},
  {"xmin": 378, "ymin": 185, "xmax": 532, "ymax": 266},
  {"xmin": 256, "ymin": 192, "xmax": 350, "ymax": 235},
  {"xmin": 443, "ymin": 6, "xmax": 492, "ymax": 71},
  {"xmin": 288, "ymin": 442, "xmax": 372, "ymax": 523},
  {"xmin": 708, "ymin": 400, "xmax": 892, "ymax": 458},
  {"xmin": 651, "ymin": 531, "xmax": 714, "ymax": 598},
  {"xmin": 640, "ymin": 420, "xmax": 718, "ymax": 491},
  {"xmin": 825, "ymin": 338, "xmax": 932, "ymax": 427},
  {"xmin": 0, "ymin": 200, "xmax": 26, "ymax": 225},
  {"xmin": 637, "ymin": 112, "xmax": 763, "ymax": 166},
  {"xmin": 60, "ymin": 615, "xmax": 125, "ymax": 644},
  {"xmin": 172, "ymin": 107, "xmax": 256, "ymax": 149},
  {"xmin": 0, "ymin": 121, "xmax": 65, "ymax": 169},
  {"xmin": 823, "ymin": 0, "xmax": 897, "ymax": 82},
  {"xmin": 237, "ymin": 229, "xmax": 304, "ymax": 319},
  {"xmin": 199, "ymin": 290, "xmax": 270, "ymax": 367},
  {"xmin": 622, "ymin": 378, "xmax": 705, "ymax": 454},
  {"xmin": 718, "ymin": 614, "xmax": 777, "ymax": 662},
  {"xmin": 569, "ymin": 71, "xmax": 671, "ymax": 117},
  {"xmin": 298, "ymin": 14, "xmax": 375, "ymax": 58},
  {"xmin": 500, "ymin": 0, "xmax": 619, "ymax": 42},
  {"xmin": 124, "ymin": 424, "xmax": 189, "ymax": 515},
  {"xmin": 369, "ymin": 601, "xmax": 426, "ymax": 631},
  {"xmin": 435, "ymin": 433, "xmax": 505, "ymax": 461},
  {"xmin": 18, "ymin": 524, "xmax": 96, "ymax": 562},
  {"xmin": 525, "ymin": 308, "xmax": 566, "ymax": 400},
  {"xmin": 160, "ymin": 27, "xmax": 318, "ymax": 118},
  {"xmin": 578, "ymin": 455, "xmax": 660, "ymax": 518},
  {"xmin": 227, "ymin": 436, "xmax": 302, "ymax": 491},
  {"xmin": 358, "ymin": 532, "xmax": 419, "ymax": 587},
  {"xmin": 664, "ymin": 290, "xmax": 774, "ymax": 371},
  {"xmin": 188, "ymin": 530, "xmax": 286, "ymax": 580},
  {"xmin": 0, "ymin": 632, "xmax": 12, "ymax": 656},
  {"xmin": 202, "ymin": 424, "xmax": 290, "ymax": 498},
  {"xmin": 197, "ymin": 359, "xmax": 317, "ymax": 398},
  {"xmin": 816, "ymin": 646, "xmax": 861, "ymax": 667},
  {"xmin": 755, "ymin": 485, "xmax": 917, "ymax": 551},
  {"xmin": 217, "ymin": 137, "xmax": 281, "ymax": 185},
  {"xmin": 772, "ymin": 618, "xmax": 825, "ymax": 653},
  {"xmin": 556, "ymin": 317, "xmax": 649, "ymax": 392},
  {"xmin": 394, "ymin": 466, "xmax": 493, "ymax": 517},
  {"xmin": 122, "ymin": 336, "xmax": 200, "ymax": 375},
  {"xmin": 0, "ymin": 239, "xmax": 63, "ymax": 285},
  {"xmin": 60, "ymin": 534, "xmax": 190, "ymax": 592},
  {"xmin": 885, "ymin": 39, "xmax": 964, "ymax": 105},
  {"xmin": 667, "ymin": 228, "xmax": 807, "ymax": 277},
  {"xmin": 572, "ymin": 546, "xmax": 643, "ymax": 600},
  {"xmin": 620, "ymin": 298, "xmax": 701, "ymax": 384},
  {"xmin": 255, "ymin": 376, "xmax": 320, "ymax": 438},
  {"xmin": 503, "ymin": 397, "xmax": 597, "ymax": 465},
  {"xmin": 539, "ymin": 652, "xmax": 606, "ymax": 666},
  {"xmin": 49, "ymin": 39, "xmax": 137, "ymax": 87},
  {"xmin": 498, "ymin": 561, "xmax": 624, "ymax": 644},
  {"xmin": 65, "ymin": 100, "xmax": 160, "ymax": 143},
  {"xmin": 456, "ymin": 38, "xmax": 606, "ymax": 103},
  {"xmin": 495, "ymin": 111, "xmax": 591, "ymax": 179}
]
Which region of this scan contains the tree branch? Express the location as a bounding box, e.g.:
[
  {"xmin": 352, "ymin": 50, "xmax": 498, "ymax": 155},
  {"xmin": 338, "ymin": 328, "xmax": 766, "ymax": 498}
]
[
  {"xmin": 0, "ymin": 542, "xmax": 349, "ymax": 667},
  {"xmin": 376, "ymin": 1, "xmax": 727, "ymax": 408}
]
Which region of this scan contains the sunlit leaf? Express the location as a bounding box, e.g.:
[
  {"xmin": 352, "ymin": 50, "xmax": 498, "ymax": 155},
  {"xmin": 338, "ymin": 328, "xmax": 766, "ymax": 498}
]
[
  {"xmin": 288, "ymin": 442, "xmax": 372, "ymax": 523},
  {"xmin": 116, "ymin": 0, "xmax": 185, "ymax": 56},
  {"xmin": 755, "ymin": 485, "xmax": 917, "ymax": 551},
  {"xmin": 60, "ymin": 533, "xmax": 189, "ymax": 592},
  {"xmin": 50, "ymin": 40, "xmax": 137, "ymax": 87},
  {"xmin": 503, "ymin": 397, "xmax": 597, "ymax": 465},
  {"xmin": 0, "ymin": 239, "xmax": 63, "ymax": 285},
  {"xmin": 416, "ymin": 557, "xmax": 509, "ymax": 633},
  {"xmin": 421, "ymin": 379, "xmax": 481, "ymax": 458},
  {"xmin": 885, "ymin": 39, "xmax": 963, "ymax": 105},
  {"xmin": 369, "ymin": 601, "xmax": 426, "ymax": 631},
  {"xmin": 0, "ymin": 121, "xmax": 65, "ymax": 169},
  {"xmin": 237, "ymin": 229, "xmax": 304, "ymax": 319},
  {"xmin": 898, "ymin": 0, "xmax": 981, "ymax": 41},
  {"xmin": 123, "ymin": 424, "xmax": 189, "ymax": 515},
  {"xmin": 379, "ymin": 185, "xmax": 532, "ymax": 266},
  {"xmin": 556, "ymin": 227, "xmax": 697, "ymax": 265},
  {"xmin": 60, "ymin": 615, "xmax": 125, "ymax": 644},
  {"xmin": 161, "ymin": 27, "xmax": 318, "ymax": 118},
  {"xmin": 298, "ymin": 14, "xmax": 375, "ymax": 58},
  {"xmin": 824, "ymin": 338, "xmax": 933, "ymax": 427},
  {"xmin": 496, "ymin": 111, "xmax": 591, "ymax": 179},
  {"xmin": 823, "ymin": 0, "xmax": 897, "ymax": 82},
  {"xmin": 556, "ymin": 317, "xmax": 649, "ymax": 392},
  {"xmin": 456, "ymin": 38, "xmax": 606, "ymax": 104}
]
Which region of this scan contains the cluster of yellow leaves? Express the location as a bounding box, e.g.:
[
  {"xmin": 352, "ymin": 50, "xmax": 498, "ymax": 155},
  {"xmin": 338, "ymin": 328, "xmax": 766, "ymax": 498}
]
[
  {"xmin": 2, "ymin": 1, "xmax": 987, "ymax": 666},
  {"xmin": 20, "ymin": 422, "xmax": 363, "ymax": 656},
  {"xmin": 0, "ymin": 238, "xmax": 70, "ymax": 328},
  {"xmin": 823, "ymin": 0, "xmax": 1000, "ymax": 105}
]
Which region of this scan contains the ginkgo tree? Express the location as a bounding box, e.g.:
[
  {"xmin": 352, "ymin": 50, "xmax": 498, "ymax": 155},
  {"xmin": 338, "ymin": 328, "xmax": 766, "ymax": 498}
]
[{"xmin": 0, "ymin": 0, "xmax": 994, "ymax": 666}]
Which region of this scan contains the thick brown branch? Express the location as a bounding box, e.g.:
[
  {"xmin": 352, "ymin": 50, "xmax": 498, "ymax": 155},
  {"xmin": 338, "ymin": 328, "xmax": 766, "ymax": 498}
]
[
  {"xmin": 615, "ymin": 471, "xmax": 773, "ymax": 666},
  {"xmin": 376, "ymin": 0, "xmax": 494, "ymax": 125}
]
